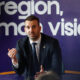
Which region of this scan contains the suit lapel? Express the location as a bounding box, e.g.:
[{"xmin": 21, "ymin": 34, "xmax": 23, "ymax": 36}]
[
  {"xmin": 24, "ymin": 37, "xmax": 31, "ymax": 52},
  {"xmin": 39, "ymin": 34, "xmax": 47, "ymax": 66},
  {"xmin": 24, "ymin": 37, "xmax": 36, "ymax": 73},
  {"xmin": 24, "ymin": 37, "xmax": 33, "ymax": 59}
]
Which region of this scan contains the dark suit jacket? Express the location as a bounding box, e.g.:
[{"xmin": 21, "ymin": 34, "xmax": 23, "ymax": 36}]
[{"xmin": 13, "ymin": 33, "xmax": 63, "ymax": 80}]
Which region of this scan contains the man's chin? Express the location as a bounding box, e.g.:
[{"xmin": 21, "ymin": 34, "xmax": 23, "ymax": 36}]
[
  {"xmin": 30, "ymin": 36, "xmax": 38, "ymax": 41},
  {"xmin": 30, "ymin": 36, "xmax": 36, "ymax": 39}
]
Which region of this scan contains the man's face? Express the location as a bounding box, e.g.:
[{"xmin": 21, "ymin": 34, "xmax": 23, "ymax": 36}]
[{"xmin": 24, "ymin": 20, "xmax": 41, "ymax": 41}]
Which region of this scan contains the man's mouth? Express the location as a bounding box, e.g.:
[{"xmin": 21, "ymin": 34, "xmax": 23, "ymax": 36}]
[{"xmin": 30, "ymin": 34, "xmax": 35, "ymax": 37}]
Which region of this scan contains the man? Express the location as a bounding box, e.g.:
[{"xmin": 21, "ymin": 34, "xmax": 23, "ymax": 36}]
[{"xmin": 8, "ymin": 15, "xmax": 63, "ymax": 80}]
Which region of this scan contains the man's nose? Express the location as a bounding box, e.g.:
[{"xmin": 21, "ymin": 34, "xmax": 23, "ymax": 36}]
[{"xmin": 30, "ymin": 28, "xmax": 33, "ymax": 32}]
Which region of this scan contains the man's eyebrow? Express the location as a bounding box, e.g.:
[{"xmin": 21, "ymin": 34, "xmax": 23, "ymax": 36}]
[
  {"xmin": 32, "ymin": 25, "xmax": 36, "ymax": 26},
  {"xmin": 25, "ymin": 25, "xmax": 30, "ymax": 27}
]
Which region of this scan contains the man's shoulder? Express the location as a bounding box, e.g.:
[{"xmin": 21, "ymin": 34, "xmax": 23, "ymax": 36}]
[
  {"xmin": 41, "ymin": 33, "xmax": 60, "ymax": 48},
  {"xmin": 41, "ymin": 33, "xmax": 58, "ymax": 42},
  {"xmin": 17, "ymin": 36, "xmax": 28, "ymax": 44}
]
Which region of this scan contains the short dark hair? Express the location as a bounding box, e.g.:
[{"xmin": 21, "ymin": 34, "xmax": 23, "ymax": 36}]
[{"xmin": 25, "ymin": 15, "xmax": 40, "ymax": 25}]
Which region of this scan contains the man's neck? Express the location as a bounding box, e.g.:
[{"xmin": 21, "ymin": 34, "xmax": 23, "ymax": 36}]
[
  {"xmin": 29, "ymin": 34, "xmax": 41, "ymax": 44},
  {"xmin": 31, "ymin": 34, "xmax": 41, "ymax": 41}
]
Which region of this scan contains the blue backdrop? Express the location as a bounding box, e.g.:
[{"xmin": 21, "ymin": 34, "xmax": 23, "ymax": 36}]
[{"xmin": 0, "ymin": 0, "xmax": 80, "ymax": 72}]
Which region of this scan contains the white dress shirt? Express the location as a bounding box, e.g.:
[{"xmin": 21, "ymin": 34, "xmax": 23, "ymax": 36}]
[{"xmin": 29, "ymin": 35, "xmax": 41, "ymax": 61}]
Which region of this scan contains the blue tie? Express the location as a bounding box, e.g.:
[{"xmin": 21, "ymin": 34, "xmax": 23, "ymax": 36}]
[{"xmin": 32, "ymin": 43, "xmax": 40, "ymax": 72}]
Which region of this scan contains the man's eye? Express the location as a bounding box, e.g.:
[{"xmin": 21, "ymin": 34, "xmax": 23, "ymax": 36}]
[{"xmin": 32, "ymin": 25, "xmax": 36, "ymax": 28}]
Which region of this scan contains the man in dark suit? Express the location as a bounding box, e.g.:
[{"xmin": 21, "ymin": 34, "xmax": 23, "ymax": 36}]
[{"xmin": 8, "ymin": 15, "xmax": 63, "ymax": 80}]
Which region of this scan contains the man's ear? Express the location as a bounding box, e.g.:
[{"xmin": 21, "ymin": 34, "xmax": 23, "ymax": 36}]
[{"xmin": 39, "ymin": 26, "xmax": 41, "ymax": 31}]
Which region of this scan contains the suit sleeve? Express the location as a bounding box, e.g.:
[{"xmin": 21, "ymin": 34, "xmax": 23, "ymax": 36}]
[{"xmin": 13, "ymin": 40, "xmax": 25, "ymax": 75}]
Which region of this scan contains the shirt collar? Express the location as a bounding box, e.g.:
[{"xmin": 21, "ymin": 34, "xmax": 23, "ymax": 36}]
[{"xmin": 29, "ymin": 34, "xmax": 41, "ymax": 45}]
